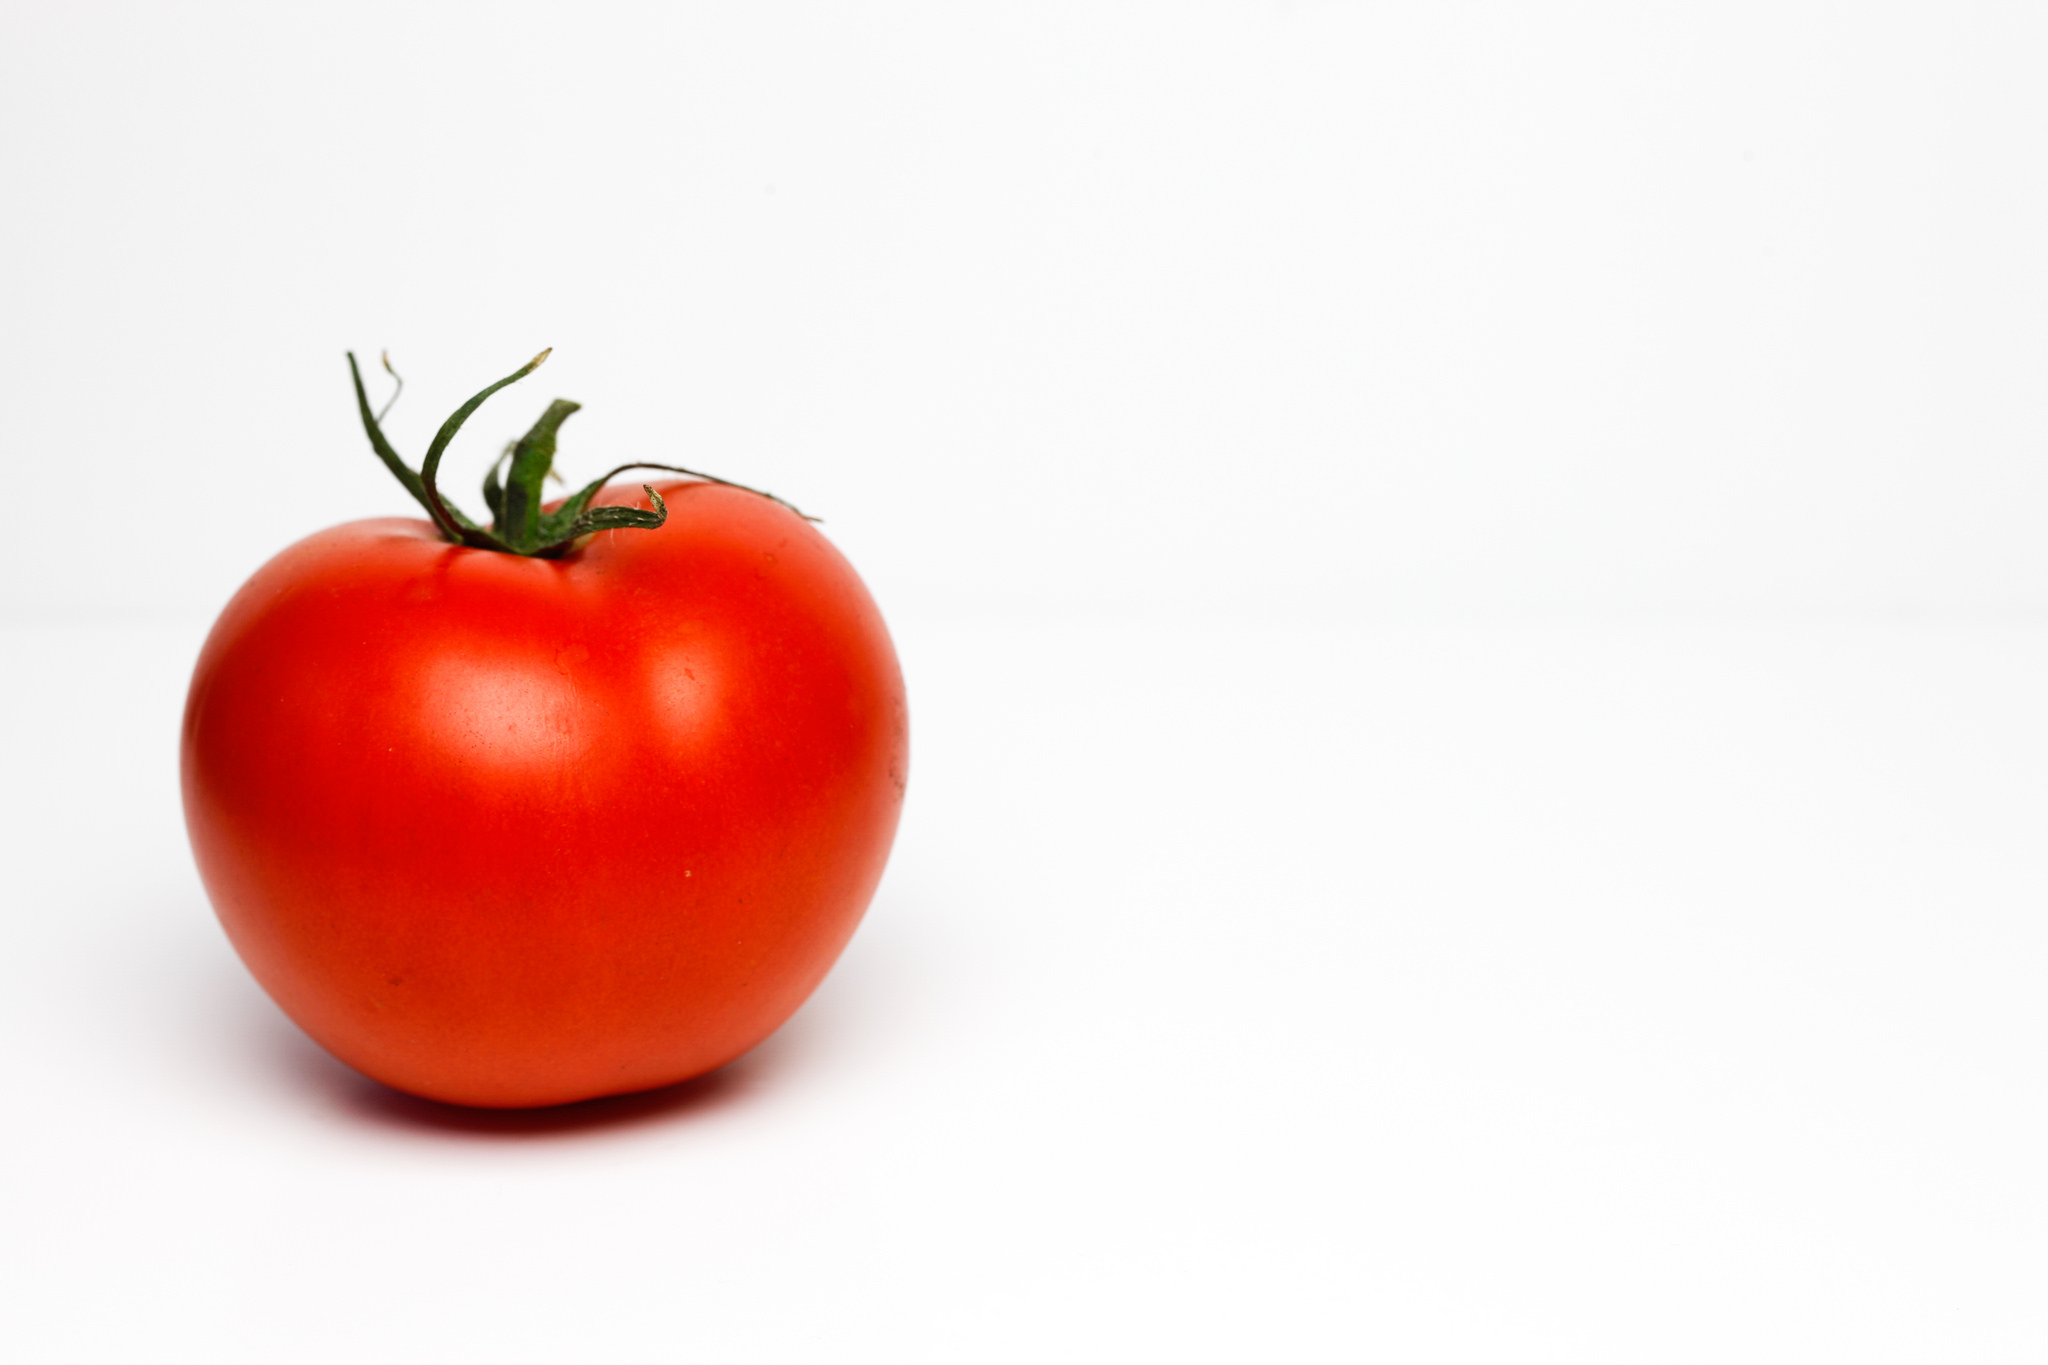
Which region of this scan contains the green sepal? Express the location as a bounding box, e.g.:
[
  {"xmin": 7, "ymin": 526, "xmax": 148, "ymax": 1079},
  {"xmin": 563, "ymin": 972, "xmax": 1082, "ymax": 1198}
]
[
  {"xmin": 499, "ymin": 399, "xmax": 583, "ymax": 552},
  {"xmin": 537, "ymin": 485, "xmax": 669, "ymax": 554},
  {"xmin": 417, "ymin": 350, "xmax": 551, "ymax": 547},
  {"xmin": 482, "ymin": 448, "xmax": 511, "ymax": 524},
  {"xmin": 347, "ymin": 352, "xmax": 449, "ymax": 526},
  {"xmin": 539, "ymin": 462, "xmax": 817, "ymax": 550}
]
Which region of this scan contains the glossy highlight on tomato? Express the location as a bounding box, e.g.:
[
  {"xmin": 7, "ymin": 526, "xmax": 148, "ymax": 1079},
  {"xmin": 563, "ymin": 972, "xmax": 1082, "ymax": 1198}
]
[{"xmin": 181, "ymin": 356, "xmax": 906, "ymax": 1109}]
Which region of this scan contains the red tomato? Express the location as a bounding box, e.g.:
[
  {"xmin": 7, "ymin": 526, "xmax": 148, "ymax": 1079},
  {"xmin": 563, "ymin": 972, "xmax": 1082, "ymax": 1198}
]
[{"xmin": 181, "ymin": 472, "xmax": 907, "ymax": 1108}]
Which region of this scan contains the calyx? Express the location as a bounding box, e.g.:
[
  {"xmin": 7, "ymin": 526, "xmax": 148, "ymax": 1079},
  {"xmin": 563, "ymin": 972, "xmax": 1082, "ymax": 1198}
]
[{"xmin": 347, "ymin": 348, "xmax": 809, "ymax": 558}]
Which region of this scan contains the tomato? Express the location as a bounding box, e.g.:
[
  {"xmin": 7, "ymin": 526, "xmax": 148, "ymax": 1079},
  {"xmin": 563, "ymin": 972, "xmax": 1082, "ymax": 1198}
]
[{"xmin": 180, "ymin": 354, "xmax": 907, "ymax": 1108}]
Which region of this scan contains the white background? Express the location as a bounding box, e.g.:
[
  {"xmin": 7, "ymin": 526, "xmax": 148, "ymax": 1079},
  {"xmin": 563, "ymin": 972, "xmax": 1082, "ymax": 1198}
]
[{"xmin": 6, "ymin": 2, "xmax": 2048, "ymax": 1359}]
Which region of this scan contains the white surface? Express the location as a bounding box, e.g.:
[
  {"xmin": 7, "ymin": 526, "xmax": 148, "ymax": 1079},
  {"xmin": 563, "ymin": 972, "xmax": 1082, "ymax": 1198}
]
[{"xmin": 8, "ymin": 615, "xmax": 2048, "ymax": 1360}]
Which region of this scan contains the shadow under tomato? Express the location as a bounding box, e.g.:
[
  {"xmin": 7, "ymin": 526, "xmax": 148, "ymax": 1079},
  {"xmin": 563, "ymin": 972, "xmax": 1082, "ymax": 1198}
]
[
  {"xmin": 337, "ymin": 1061, "xmax": 762, "ymax": 1138},
  {"xmin": 250, "ymin": 1004, "xmax": 794, "ymax": 1140}
]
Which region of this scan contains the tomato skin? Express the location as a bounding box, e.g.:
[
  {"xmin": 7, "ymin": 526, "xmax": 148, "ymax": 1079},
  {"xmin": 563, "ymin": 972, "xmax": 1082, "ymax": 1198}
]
[{"xmin": 181, "ymin": 481, "xmax": 907, "ymax": 1108}]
